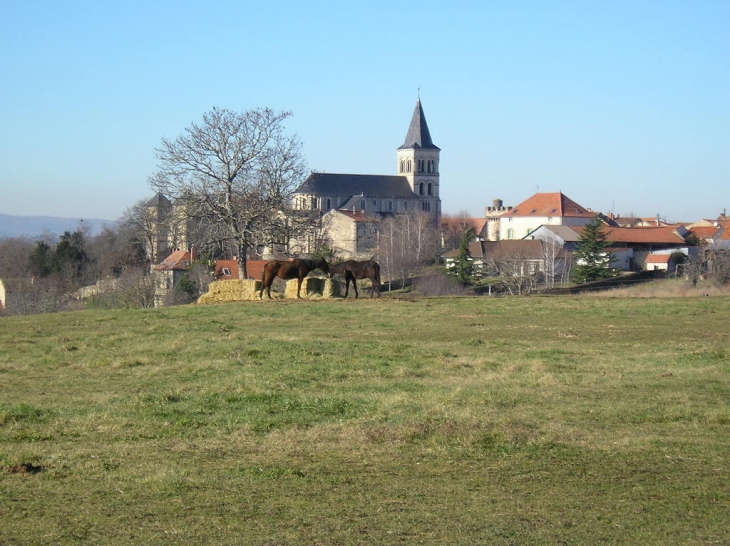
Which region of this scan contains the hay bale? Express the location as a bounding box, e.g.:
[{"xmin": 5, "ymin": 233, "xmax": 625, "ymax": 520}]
[
  {"xmin": 197, "ymin": 280, "xmax": 262, "ymax": 304},
  {"xmin": 284, "ymin": 277, "xmax": 341, "ymax": 299}
]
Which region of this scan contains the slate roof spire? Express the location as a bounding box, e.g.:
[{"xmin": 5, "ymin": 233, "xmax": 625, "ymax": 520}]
[{"xmin": 399, "ymin": 99, "xmax": 440, "ymax": 150}]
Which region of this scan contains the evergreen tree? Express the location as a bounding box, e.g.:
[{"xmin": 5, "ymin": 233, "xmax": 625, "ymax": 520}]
[
  {"xmin": 28, "ymin": 241, "xmax": 54, "ymax": 277},
  {"xmin": 573, "ymin": 216, "xmax": 614, "ymax": 282},
  {"xmin": 454, "ymin": 227, "xmax": 476, "ymax": 284}
]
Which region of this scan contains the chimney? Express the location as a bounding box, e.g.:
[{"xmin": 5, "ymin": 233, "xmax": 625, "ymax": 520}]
[{"xmin": 189, "ymin": 245, "xmax": 198, "ymax": 262}]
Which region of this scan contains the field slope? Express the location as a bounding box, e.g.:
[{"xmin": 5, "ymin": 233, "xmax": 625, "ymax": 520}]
[{"xmin": 1, "ymin": 296, "xmax": 729, "ymax": 545}]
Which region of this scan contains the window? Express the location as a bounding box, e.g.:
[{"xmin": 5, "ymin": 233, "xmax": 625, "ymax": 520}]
[
  {"xmin": 427, "ymin": 183, "xmax": 433, "ymax": 196},
  {"xmin": 404, "ymin": 202, "xmax": 408, "ymax": 210},
  {"xmin": 422, "ymin": 202, "xmax": 431, "ymax": 212},
  {"xmin": 507, "ymin": 228, "xmax": 514, "ymax": 239},
  {"xmin": 326, "ymin": 198, "xmax": 331, "ymax": 209},
  {"xmin": 427, "ymin": 159, "xmax": 435, "ymax": 173},
  {"xmin": 407, "ymin": 159, "xmax": 412, "ymax": 172},
  {"xmin": 311, "ymin": 197, "xmax": 317, "ymax": 210},
  {"xmin": 222, "ymin": 268, "xmax": 231, "ymax": 276},
  {"xmin": 419, "ymin": 182, "xmax": 424, "ymax": 195},
  {"xmin": 388, "ymin": 200, "xmax": 393, "ymax": 211},
  {"xmin": 400, "ymin": 159, "xmax": 405, "ymax": 173},
  {"xmin": 417, "ymin": 159, "xmax": 424, "ymax": 172},
  {"xmin": 360, "ymin": 199, "xmax": 365, "ymax": 209}
]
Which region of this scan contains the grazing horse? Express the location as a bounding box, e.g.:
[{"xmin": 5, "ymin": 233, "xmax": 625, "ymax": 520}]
[
  {"xmin": 259, "ymin": 258, "xmax": 330, "ymax": 299},
  {"xmin": 330, "ymin": 260, "xmax": 381, "ymax": 298}
]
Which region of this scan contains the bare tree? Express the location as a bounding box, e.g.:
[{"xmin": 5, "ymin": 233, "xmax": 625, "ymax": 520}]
[
  {"xmin": 540, "ymin": 236, "xmax": 565, "ymax": 289},
  {"xmin": 379, "ymin": 211, "xmax": 439, "ymax": 289},
  {"xmin": 0, "ymin": 237, "xmax": 35, "ymax": 279},
  {"xmin": 440, "ymin": 211, "xmax": 475, "ymax": 251},
  {"xmin": 483, "ymin": 246, "xmax": 542, "ymax": 295},
  {"xmin": 149, "ymin": 107, "xmax": 309, "ymax": 278}
]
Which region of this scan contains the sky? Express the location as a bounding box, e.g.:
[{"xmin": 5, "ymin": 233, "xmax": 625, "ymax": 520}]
[{"xmin": 1, "ymin": 0, "xmax": 728, "ymax": 224}]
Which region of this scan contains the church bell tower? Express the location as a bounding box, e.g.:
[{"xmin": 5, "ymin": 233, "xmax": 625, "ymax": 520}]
[{"xmin": 396, "ymin": 99, "xmax": 441, "ymax": 218}]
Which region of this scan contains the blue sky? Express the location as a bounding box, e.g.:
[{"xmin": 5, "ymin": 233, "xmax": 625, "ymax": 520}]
[{"xmin": 1, "ymin": 0, "xmax": 728, "ymax": 223}]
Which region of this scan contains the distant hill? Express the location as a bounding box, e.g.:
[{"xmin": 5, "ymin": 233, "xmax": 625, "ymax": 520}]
[{"xmin": 0, "ymin": 214, "xmax": 115, "ymax": 239}]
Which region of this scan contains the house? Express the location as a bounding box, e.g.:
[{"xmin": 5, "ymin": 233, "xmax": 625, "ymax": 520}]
[
  {"xmin": 444, "ymin": 240, "xmax": 548, "ymax": 279},
  {"xmin": 644, "ymin": 253, "xmax": 674, "ymax": 273},
  {"xmin": 321, "ymin": 209, "xmax": 380, "ymax": 259},
  {"xmin": 291, "ymin": 99, "xmax": 441, "ymax": 255},
  {"xmin": 569, "ymin": 225, "xmax": 691, "ymax": 271},
  {"xmin": 497, "ymin": 192, "xmax": 596, "ymax": 241},
  {"xmin": 214, "ymin": 259, "xmax": 267, "ymax": 281},
  {"xmin": 152, "ymin": 247, "xmax": 198, "ymax": 307}
]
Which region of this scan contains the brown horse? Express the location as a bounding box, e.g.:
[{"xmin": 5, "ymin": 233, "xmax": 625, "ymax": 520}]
[
  {"xmin": 330, "ymin": 260, "xmax": 381, "ymax": 298},
  {"xmin": 259, "ymin": 258, "xmax": 330, "ymax": 299}
]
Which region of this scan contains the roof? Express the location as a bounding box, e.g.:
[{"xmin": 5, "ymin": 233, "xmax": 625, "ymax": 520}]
[
  {"xmin": 214, "ymin": 259, "xmax": 267, "ymax": 280},
  {"xmin": 326, "ymin": 209, "xmax": 380, "ymax": 222},
  {"xmin": 572, "ymin": 225, "xmax": 687, "ymax": 245},
  {"xmin": 294, "ymin": 173, "xmax": 416, "ymax": 198},
  {"xmin": 155, "ymin": 250, "xmax": 191, "ymax": 271},
  {"xmin": 146, "ymin": 192, "xmax": 171, "ymax": 208},
  {"xmin": 481, "ymin": 240, "xmax": 545, "ymax": 259},
  {"xmin": 689, "ymin": 226, "xmax": 721, "ymax": 240},
  {"xmin": 528, "ymin": 224, "xmax": 582, "ymax": 242},
  {"xmin": 398, "ymin": 99, "xmax": 440, "ymax": 150},
  {"xmin": 505, "ymin": 192, "xmax": 594, "ymax": 219},
  {"xmin": 645, "ymin": 254, "xmax": 672, "ymax": 264}
]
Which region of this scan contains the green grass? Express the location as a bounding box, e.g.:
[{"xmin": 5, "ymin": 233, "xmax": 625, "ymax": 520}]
[{"xmin": 1, "ymin": 295, "xmax": 729, "ymax": 544}]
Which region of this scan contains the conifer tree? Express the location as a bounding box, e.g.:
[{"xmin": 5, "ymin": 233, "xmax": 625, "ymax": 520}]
[
  {"xmin": 573, "ymin": 216, "xmax": 614, "ymax": 282},
  {"xmin": 454, "ymin": 227, "xmax": 476, "ymax": 284}
]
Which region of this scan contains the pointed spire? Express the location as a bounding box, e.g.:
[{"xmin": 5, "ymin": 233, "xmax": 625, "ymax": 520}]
[{"xmin": 399, "ymin": 99, "xmax": 440, "ymax": 150}]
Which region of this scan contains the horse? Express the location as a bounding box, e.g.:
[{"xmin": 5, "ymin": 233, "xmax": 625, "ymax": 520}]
[
  {"xmin": 259, "ymin": 258, "xmax": 330, "ymax": 299},
  {"xmin": 330, "ymin": 260, "xmax": 381, "ymax": 298}
]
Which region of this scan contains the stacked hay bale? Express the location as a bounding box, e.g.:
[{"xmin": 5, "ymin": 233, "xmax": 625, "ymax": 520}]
[
  {"xmin": 284, "ymin": 277, "xmax": 341, "ymax": 299},
  {"xmin": 197, "ymin": 280, "xmax": 261, "ymax": 304}
]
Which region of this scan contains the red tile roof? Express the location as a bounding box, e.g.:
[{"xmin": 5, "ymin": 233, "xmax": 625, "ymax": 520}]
[
  {"xmin": 155, "ymin": 250, "xmax": 192, "ymax": 271},
  {"xmin": 645, "ymin": 254, "xmax": 672, "ymax": 264},
  {"xmin": 689, "ymin": 226, "xmax": 721, "ymax": 240},
  {"xmin": 214, "ymin": 259, "xmax": 268, "ymax": 280},
  {"xmin": 506, "ymin": 192, "xmax": 594, "ymax": 219},
  {"xmin": 572, "ymin": 226, "xmax": 686, "ymax": 245}
]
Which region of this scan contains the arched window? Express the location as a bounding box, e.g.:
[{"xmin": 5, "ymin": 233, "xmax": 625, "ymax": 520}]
[
  {"xmin": 427, "ymin": 183, "xmax": 433, "ymax": 196},
  {"xmin": 400, "ymin": 160, "xmax": 405, "ymax": 173},
  {"xmin": 419, "ymin": 182, "xmax": 424, "ymax": 195},
  {"xmin": 326, "ymin": 198, "xmax": 331, "ymax": 209},
  {"xmin": 388, "ymin": 200, "xmax": 393, "ymax": 211},
  {"xmin": 311, "ymin": 197, "xmax": 317, "ymax": 210},
  {"xmin": 417, "ymin": 159, "xmax": 424, "ymax": 173},
  {"xmin": 407, "ymin": 159, "xmax": 412, "ymax": 172}
]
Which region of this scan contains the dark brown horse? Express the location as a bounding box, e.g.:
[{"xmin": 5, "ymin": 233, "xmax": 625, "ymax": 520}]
[
  {"xmin": 259, "ymin": 258, "xmax": 330, "ymax": 299},
  {"xmin": 330, "ymin": 260, "xmax": 381, "ymax": 298}
]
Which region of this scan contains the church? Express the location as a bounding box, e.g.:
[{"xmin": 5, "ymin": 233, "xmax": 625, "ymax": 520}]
[{"xmin": 291, "ymin": 99, "xmax": 442, "ymax": 223}]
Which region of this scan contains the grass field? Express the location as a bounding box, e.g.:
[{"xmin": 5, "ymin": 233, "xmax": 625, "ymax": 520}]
[{"xmin": 1, "ymin": 293, "xmax": 729, "ymax": 544}]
